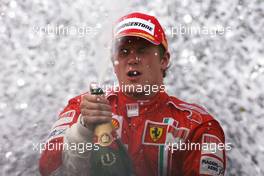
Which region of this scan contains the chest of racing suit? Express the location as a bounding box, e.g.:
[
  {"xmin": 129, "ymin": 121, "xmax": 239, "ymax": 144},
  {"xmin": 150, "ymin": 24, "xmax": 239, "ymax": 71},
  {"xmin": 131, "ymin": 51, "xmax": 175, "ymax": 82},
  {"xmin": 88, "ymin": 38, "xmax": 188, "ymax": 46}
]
[{"xmin": 39, "ymin": 91, "xmax": 226, "ymax": 176}]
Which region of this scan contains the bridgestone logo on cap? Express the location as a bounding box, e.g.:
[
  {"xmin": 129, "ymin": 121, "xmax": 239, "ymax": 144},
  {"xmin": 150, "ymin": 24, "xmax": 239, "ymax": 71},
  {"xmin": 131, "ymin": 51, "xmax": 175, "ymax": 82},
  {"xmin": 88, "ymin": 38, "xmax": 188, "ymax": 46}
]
[{"xmin": 115, "ymin": 18, "xmax": 155, "ymax": 36}]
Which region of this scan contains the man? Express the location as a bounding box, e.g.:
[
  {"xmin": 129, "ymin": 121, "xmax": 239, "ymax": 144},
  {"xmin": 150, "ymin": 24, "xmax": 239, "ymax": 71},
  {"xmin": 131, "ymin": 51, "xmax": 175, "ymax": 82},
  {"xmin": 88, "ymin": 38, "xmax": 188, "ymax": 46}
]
[{"xmin": 39, "ymin": 12, "xmax": 226, "ymax": 176}]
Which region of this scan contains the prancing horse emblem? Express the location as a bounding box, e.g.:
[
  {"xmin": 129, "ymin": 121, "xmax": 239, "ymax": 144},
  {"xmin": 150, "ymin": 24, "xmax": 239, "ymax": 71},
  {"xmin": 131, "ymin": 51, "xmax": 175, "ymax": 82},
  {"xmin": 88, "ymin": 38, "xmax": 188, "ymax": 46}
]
[{"xmin": 150, "ymin": 126, "xmax": 163, "ymax": 142}]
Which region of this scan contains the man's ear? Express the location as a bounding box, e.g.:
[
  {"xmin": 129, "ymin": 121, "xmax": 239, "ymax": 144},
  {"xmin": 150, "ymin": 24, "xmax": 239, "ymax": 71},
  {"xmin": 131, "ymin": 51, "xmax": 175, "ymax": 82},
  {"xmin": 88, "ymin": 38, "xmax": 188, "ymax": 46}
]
[{"xmin": 160, "ymin": 51, "xmax": 170, "ymax": 70}]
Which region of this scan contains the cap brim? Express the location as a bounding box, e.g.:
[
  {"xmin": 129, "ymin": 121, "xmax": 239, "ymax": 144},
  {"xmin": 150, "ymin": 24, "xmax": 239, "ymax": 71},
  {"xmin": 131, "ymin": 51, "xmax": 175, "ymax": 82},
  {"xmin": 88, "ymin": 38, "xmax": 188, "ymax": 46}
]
[{"xmin": 114, "ymin": 31, "xmax": 160, "ymax": 45}]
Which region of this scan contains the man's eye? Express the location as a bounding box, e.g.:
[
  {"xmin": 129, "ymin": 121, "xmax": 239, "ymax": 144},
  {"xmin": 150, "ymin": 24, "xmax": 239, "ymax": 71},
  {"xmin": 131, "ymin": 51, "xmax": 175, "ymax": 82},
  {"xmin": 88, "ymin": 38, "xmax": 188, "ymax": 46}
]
[{"xmin": 120, "ymin": 48, "xmax": 129, "ymax": 55}]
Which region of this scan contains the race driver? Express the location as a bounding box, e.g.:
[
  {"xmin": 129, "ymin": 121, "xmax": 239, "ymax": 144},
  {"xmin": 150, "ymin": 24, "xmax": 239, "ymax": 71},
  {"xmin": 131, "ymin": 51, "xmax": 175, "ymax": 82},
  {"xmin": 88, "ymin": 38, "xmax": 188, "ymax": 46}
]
[{"xmin": 39, "ymin": 12, "xmax": 226, "ymax": 176}]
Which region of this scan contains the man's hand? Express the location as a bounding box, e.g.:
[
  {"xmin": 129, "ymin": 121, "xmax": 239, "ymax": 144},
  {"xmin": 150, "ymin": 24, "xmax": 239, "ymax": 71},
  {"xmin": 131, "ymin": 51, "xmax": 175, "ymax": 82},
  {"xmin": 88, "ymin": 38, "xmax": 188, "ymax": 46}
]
[{"xmin": 80, "ymin": 94, "xmax": 112, "ymax": 131}]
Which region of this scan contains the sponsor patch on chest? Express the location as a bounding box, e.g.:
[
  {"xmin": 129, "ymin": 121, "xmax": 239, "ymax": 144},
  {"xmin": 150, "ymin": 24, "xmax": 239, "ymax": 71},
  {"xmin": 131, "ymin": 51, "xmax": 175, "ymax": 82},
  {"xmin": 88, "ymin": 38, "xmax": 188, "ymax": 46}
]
[
  {"xmin": 126, "ymin": 103, "xmax": 139, "ymax": 117},
  {"xmin": 112, "ymin": 115, "xmax": 123, "ymax": 138},
  {"xmin": 142, "ymin": 119, "xmax": 190, "ymax": 146},
  {"xmin": 142, "ymin": 120, "xmax": 168, "ymax": 145}
]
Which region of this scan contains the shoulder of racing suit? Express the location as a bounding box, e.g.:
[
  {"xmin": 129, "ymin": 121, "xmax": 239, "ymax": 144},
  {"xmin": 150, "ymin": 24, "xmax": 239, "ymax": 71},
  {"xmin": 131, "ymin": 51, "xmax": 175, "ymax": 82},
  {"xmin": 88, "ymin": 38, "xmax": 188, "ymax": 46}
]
[{"xmin": 166, "ymin": 96, "xmax": 221, "ymax": 127}]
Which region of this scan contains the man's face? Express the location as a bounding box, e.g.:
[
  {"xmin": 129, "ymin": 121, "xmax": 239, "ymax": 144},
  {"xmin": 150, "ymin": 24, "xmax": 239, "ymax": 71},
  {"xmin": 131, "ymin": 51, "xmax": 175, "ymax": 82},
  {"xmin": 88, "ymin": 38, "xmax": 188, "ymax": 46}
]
[{"xmin": 112, "ymin": 36, "xmax": 169, "ymax": 98}]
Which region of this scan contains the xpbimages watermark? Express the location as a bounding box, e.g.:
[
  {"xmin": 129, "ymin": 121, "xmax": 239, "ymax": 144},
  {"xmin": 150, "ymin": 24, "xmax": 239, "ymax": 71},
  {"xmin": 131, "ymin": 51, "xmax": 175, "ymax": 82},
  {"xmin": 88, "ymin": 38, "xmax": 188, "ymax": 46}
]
[
  {"xmin": 33, "ymin": 142, "xmax": 99, "ymax": 154},
  {"xmin": 32, "ymin": 24, "xmax": 100, "ymax": 37},
  {"xmin": 89, "ymin": 82, "xmax": 167, "ymax": 96},
  {"xmin": 165, "ymin": 24, "xmax": 232, "ymax": 37},
  {"xmin": 165, "ymin": 140, "xmax": 232, "ymax": 153}
]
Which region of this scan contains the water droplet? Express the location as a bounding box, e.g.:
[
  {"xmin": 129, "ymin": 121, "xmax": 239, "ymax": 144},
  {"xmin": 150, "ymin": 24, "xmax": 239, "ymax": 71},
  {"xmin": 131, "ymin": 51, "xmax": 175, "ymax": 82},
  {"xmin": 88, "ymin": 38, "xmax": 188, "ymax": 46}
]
[
  {"xmin": 45, "ymin": 84, "xmax": 53, "ymax": 95},
  {"xmin": 140, "ymin": 102, "xmax": 144, "ymax": 105},
  {"xmin": 250, "ymin": 72, "xmax": 258, "ymax": 80},
  {"xmin": 20, "ymin": 103, "xmax": 28, "ymax": 109},
  {"xmin": 33, "ymin": 123, "xmax": 38, "ymax": 128},
  {"xmin": 10, "ymin": 1, "xmax": 17, "ymax": 8},
  {"xmin": 5, "ymin": 152, "xmax": 13, "ymax": 159},
  {"xmin": 128, "ymin": 40, "xmax": 131, "ymax": 43},
  {"xmin": 181, "ymin": 49, "xmax": 190, "ymax": 58},
  {"xmin": 114, "ymin": 60, "xmax": 119, "ymax": 66},
  {"xmin": 183, "ymin": 14, "xmax": 192, "ymax": 23},
  {"xmin": 105, "ymin": 13, "xmax": 109, "ymax": 17},
  {"xmin": 17, "ymin": 79, "xmax": 25, "ymax": 87},
  {"xmin": 0, "ymin": 102, "xmax": 7, "ymax": 109},
  {"xmin": 154, "ymin": 52, "xmax": 158, "ymax": 56},
  {"xmin": 96, "ymin": 23, "xmax": 102, "ymax": 28},
  {"xmin": 79, "ymin": 50, "xmax": 85, "ymax": 57},
  {"xmin": 181, "ymin": 0, "xmax": 189, "ymax": 7},
  {"xmin": 8, "ymin": 11, "xmax": 15, "ymax": 18},
  {"xmin": 0, "ymin": 26, "xmax": 6, "ymax": 33},
  {"xmin": 189, "ymin": 55, "xmax": 197, "ymax": 63},
  {"xmin": 47, "ymin": 60, "xmax": 55, "ymax": 66}
]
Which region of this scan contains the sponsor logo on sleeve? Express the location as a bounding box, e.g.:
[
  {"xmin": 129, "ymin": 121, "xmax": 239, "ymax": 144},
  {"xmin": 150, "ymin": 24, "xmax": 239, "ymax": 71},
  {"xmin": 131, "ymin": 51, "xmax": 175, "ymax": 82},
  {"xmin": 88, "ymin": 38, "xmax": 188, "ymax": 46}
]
[
  {"xmin": 202, "ymin": 134, "xmax": 224, "ymax": 160},
  {"xmin": 46, "ymin": 125, "xmax": 69, "ymax": 142},
  {"xmin": 59, "ymin": 110, "xmax": 76, "ymax": 118},
  {"xmin": 52, "ymin": 117, "xmax": 73, "ymax": 129},
  {"xmin": 199, "ymin": 156, "xmax": 224, "ymax": 176},
  {"xmin": 52, "ymin": 110, "xmax": 76, "ymax": 128}
]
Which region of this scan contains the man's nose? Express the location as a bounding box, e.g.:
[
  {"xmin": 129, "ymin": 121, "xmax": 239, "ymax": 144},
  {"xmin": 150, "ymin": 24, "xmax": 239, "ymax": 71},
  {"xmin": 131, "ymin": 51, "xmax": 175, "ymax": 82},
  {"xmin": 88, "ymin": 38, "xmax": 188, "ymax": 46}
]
[{"xmin": 127, "ymin": 51, "xmax": 140, "ymax": 65}]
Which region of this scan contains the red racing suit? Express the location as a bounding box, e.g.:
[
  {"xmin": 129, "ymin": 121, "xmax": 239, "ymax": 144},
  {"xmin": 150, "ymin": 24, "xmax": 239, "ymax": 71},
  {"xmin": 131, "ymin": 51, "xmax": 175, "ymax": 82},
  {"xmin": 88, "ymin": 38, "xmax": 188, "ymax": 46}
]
[{"xmin": 39, "ymin": 90, "xmax": 226, "ymax": 176}]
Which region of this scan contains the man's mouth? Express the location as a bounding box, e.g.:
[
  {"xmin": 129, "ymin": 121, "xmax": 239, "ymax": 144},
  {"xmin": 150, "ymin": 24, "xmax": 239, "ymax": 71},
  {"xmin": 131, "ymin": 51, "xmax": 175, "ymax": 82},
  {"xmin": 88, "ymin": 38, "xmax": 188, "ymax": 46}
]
[{"xmin": 127, "ymin": 70, "xmax": 142, "ymax": 77}]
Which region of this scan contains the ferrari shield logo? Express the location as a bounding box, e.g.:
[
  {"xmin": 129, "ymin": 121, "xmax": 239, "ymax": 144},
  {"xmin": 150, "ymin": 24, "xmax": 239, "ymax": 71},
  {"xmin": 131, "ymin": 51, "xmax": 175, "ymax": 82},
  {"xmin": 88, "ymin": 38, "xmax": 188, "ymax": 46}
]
[{"xmin": 150, "ymin": 127, "xmax": 163, "ymax": 142}]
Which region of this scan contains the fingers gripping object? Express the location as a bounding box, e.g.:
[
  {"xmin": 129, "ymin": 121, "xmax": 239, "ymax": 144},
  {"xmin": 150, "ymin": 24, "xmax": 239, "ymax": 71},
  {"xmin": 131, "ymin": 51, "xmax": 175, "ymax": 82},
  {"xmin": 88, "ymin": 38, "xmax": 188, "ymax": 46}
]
[{"xmin": 90, "ymin": 83, "xmax": 134, "ymax": 176}]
